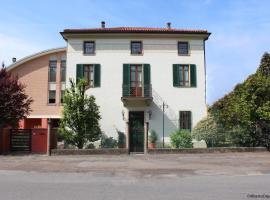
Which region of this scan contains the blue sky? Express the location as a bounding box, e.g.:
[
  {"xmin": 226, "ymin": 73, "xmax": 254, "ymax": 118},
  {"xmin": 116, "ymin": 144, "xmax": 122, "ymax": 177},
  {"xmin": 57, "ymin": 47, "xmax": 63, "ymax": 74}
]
[{"xmin": 0, "ymin": 0, "xmax": 270, "ymax": 104}]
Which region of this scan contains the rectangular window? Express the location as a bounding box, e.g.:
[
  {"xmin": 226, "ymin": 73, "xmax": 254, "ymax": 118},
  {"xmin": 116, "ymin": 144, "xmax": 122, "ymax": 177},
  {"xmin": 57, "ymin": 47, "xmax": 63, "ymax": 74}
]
[
  {"xmin": 60, "ymin": 60, "xmax": 66, "ymax": 82},
  {"xmin": 48, "ymin": 90, "xmax": 56, "ymax": 104},
  {"xmin": 179, "ymin": 65, "xmax": 190, "ymax": 86},
  {"xmin": 83, "ymin": 65, "xmax": 94, "ymax": 87},
  {"xmin": 131, "ymin": 41, "xmax": 143, "ymax": 55},
  {"xmin": 49, "ymin": 61, "xmax": 57, "ymax": 82},
  {"xmin": 179, "ymin": 111, "xmax": 191, "ymax": 130},
  {"xmin": 178, "ymin": 41, "xmax": 189, "ymax": 55},
  {"xmin": 83, "ymin": 41, "xmax": 95, "ymax": 54},
  {"xmin": 60, "ymin": 90, "xmax": 65, "ymax": 104},
  {"xmin": 130, "ymin": 64, "xmax": 142, "ymax": 96}
]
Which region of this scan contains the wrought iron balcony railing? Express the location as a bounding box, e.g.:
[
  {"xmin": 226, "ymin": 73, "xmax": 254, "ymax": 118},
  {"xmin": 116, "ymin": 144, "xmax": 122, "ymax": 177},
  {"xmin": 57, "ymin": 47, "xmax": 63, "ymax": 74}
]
[{"xmin": 122, "ymin": 84, "xmax": 152, "ymax": 98}]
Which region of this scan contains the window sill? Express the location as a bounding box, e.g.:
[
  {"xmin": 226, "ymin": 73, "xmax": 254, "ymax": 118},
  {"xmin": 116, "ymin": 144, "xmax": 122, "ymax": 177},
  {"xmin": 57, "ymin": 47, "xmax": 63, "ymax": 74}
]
[
  {"xmin": 83, "ymin": 53, "xmax": 96, "ymax": 56},
  {"xmin": 178, "ymin": 53, "xmax": 190, "ymax": 56},
  {"xmin": 130, "ymin": 52, "xmax": 144, "ymax": 56},
  {"xmin": 174, "ymin": 86, "xmax": 196, "ymax": 88},
  {"xmin": 47, "ymin": 103, "xmax": 57, "ymax": 106}
]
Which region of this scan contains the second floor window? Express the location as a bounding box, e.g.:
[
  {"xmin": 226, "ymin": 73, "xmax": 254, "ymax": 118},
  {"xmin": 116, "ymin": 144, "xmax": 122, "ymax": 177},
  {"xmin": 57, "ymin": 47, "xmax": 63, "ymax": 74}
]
[
  {"xmin": 131, "ymin": 41, "xmax": 142, "ymax": 55},
  {"xmin": 179, "ymin": 65, "xmax": 190, "ymax": 86},
  {"xmin": 178, "ymin": 41, "xmax": 189, "ymax": 55},
  {"xmin": 83, "ymin": 65, "xmax": 94, "ymax": 87},
  {"xmin": 49, "ymin": 61, "xmax": 57, "ymax": 82},
  {"xmin": 60, "ymin": 60, "xmax": 66, "ymax": 82},
  {"xmin": 83, "ymin": 41, "xmax": 95, "ymax": 54}
]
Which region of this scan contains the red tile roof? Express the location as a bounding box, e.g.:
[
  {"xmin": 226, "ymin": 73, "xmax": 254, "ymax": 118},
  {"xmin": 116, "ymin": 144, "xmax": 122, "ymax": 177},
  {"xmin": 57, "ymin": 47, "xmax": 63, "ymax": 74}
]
[{"xmin": 62, "ymin": 27, "xmax": 210, "ymax": 34}]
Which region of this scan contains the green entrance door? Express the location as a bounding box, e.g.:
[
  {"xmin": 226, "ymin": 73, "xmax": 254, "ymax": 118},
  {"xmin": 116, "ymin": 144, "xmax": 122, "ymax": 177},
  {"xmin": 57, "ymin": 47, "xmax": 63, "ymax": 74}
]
[{"xmin": 129, "ymin": 112, "xmax": 144, "ymax": 153}]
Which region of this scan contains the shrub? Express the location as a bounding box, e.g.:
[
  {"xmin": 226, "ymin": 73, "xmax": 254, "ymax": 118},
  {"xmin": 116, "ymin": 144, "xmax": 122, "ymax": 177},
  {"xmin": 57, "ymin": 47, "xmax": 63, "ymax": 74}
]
[
  {"xmin": 117, "ymin": 129, "xmax": 126, "ymax": 148},
  {"xmin": 149, "ymin": 130, "xmax": 158, "ymax": 144},
  {"xmin": 100, "ymin": 134, "xmax": 118, "ymax": 148},
  {"xmin": 170, "ymin": 130, "xmax": 192, "ymax": 148},
  {"xmin": 85, "ymin": 143, "xmax": 95, "ymax": 149},
  {"xmin": 192, "ymin": 113, "xmax": 228, "ymax": 147}
]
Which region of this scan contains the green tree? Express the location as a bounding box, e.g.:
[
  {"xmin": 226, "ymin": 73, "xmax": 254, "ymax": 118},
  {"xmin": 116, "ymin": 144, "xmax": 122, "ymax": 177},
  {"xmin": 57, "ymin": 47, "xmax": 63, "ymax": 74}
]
[
  {"xmin": 59, "ymin": 79, "xmax": 101, "ymax": 149},
  {"xmin": 211, "ymin": 52, "xmax": 270, "ymax": 148},
  {"xmin": 191, "ymin": 112, "xmax": 228, "ymax": 147}
]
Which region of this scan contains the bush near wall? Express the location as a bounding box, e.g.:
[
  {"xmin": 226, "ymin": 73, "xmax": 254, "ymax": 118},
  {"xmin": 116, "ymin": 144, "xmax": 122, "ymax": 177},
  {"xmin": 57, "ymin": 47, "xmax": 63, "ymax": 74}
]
[{"xmin": 170, "ymin": 130, "xmax": 193, "ymax": 148}]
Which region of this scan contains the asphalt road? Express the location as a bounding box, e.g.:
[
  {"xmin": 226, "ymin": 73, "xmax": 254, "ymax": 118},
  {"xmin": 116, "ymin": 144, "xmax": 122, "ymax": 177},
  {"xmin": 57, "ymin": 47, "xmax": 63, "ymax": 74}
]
[
  {"xmin": 0, "ymin": 153, "xmax": 269, "ymax": 200},
  {"xmin": 0, "ymin": 170, "xmax": 269, "ymax": 200}
]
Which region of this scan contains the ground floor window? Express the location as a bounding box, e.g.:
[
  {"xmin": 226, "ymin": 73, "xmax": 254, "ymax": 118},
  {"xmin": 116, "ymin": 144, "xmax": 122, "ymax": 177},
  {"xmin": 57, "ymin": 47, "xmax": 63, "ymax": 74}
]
[
  {"xmin": 60, "ymin": 90, "xmax": 65, "ymax": 104},
  {"xmin": 179, "ymin": 111, "xmax": 192, "ymax": 130}
]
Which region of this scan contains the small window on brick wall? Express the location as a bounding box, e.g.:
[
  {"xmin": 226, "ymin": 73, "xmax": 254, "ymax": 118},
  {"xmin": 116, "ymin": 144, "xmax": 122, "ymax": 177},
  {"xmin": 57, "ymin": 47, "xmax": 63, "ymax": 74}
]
[
  {"xmin": 48, "ymin": 90, "xmax": 56, "ymax": 104},
  {"xmin": 60, "ymin": 90, "xmax": 65, "ymax": 104},
  {"xmin": 49, "ymin": 61, "xmax": 57, "ymax": 82},
  {"xmin": 60, "ymin": 60, "xmax": 66, "ymax": 82}
]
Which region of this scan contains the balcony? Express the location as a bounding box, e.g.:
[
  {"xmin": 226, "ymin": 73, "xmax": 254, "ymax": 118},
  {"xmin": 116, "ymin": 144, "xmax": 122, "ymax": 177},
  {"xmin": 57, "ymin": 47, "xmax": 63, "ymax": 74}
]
[{"xmin": 121, "ymin": 84, "xmax": 153, "ymax": 107}]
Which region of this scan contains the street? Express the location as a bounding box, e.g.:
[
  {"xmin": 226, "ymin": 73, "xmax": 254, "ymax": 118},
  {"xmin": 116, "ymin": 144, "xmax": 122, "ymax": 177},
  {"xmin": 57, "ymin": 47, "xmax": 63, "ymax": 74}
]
[{"xmin": 0, "ymin": 152, "xmax": 269, "ymax": 200}]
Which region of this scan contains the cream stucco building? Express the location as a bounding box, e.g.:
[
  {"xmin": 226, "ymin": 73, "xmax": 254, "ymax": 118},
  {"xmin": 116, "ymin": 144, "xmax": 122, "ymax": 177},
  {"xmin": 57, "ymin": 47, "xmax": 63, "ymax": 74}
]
[{"xmin": 61, "ymin": 22, "xmax": 211, "ymax": 152}]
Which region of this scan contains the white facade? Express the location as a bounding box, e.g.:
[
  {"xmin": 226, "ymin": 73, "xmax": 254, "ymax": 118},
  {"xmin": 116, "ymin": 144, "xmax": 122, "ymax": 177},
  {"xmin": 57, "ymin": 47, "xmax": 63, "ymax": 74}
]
[{"xmin": 64, "ymin": 32, "xmax": 209, "ymax": 149}]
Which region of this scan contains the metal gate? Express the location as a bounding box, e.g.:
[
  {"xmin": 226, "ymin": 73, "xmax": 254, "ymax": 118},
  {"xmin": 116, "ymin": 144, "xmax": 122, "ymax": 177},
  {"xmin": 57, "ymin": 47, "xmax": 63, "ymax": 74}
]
[{"xmin": 10, "ymin": 129, "xmax": 32, "ymax": 152}]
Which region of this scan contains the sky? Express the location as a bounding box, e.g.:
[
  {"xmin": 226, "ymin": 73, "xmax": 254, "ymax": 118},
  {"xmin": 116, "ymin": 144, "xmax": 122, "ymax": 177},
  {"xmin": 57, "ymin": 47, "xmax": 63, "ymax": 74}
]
[{"xmin": 0, "ymin": 0, "xmax": 270, "ymax": 105}]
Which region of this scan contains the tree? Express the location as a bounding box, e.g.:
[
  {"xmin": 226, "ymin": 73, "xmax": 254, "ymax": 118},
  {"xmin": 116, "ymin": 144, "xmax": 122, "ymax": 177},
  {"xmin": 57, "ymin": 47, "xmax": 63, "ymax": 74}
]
[
  {"xmin": 0, "ymin": 67, "xmax": 33, "ymax": 128},
  {"xmin": 59, "ymin": 79, "xmax": 101, "ymax": 149},
  {"xmin": 211, "ymin": 52, "xmax": 270, "ymax": 148},
  {"xmin": 192, "ymin": 112, "xmax": 228, "ymax": 147}
]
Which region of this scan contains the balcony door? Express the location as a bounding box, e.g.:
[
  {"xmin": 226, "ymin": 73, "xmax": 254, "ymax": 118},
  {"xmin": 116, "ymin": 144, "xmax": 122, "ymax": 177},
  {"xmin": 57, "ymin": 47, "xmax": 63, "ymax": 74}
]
[{"xmin": 130, "ymin": 65, "xmax": 142, "ymax": 97}]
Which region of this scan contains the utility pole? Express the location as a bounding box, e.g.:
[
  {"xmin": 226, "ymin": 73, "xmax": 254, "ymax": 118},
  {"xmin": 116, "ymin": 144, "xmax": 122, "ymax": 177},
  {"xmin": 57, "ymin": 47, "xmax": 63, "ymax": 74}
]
[{"xmin": 162, "ymin": 102, "xmax": 168, "ymax": 148}]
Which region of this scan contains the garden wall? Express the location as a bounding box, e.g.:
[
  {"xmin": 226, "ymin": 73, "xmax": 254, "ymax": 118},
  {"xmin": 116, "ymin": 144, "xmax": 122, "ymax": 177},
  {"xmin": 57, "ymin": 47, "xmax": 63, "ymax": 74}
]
[{"xmin": 148, "ymin": 147, "xmax": 268, "ymax": 154}]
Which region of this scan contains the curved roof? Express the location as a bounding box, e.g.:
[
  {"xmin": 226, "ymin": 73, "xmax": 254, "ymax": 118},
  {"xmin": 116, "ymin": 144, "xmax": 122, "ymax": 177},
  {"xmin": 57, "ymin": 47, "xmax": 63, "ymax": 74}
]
[{"xmin": 7, "ymin": 47, "xmax": 66, "ymax": 71}]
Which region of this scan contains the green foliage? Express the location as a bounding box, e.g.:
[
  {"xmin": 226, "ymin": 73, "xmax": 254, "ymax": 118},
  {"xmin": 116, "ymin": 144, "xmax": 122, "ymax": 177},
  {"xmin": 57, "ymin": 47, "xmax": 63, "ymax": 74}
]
[
  {"xmin": 149, "ymin": 130, "xmax": 158, "ymax": 144},
  {"xmin": 100, "ymin": 134, "xmax": 118, "ymax": 148},
  {"xmin": 211, "ymin": 52, "xmax": 270, "ymax": 148},
  {"xmin": 116, "ymin": 129, "xmax": 126, "ymax": 148},
  {"xmin": 192, "ymin": 112, "xmax": 228, "ymax": 147},
  {"xmin": 85, "ymin": 143, "xmax": 95, "ymax": 149},
  {"xmin": 59, "ymin": 79, "xmax": 101, "ymax": 149},
  {"xmin": 170, "ymin": 130, "xmax": 193, "ymax": 148}
]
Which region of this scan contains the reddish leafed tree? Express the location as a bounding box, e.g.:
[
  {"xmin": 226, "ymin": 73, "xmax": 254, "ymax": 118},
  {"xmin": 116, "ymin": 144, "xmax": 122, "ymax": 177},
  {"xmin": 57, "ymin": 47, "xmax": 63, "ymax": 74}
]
[{"xmin": 0, "ymin": 67, "xmax": 33, "ymax": 128}]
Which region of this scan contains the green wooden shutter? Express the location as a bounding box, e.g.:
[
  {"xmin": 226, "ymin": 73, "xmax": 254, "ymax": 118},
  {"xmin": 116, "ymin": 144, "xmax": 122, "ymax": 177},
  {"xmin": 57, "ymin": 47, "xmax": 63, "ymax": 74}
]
[
  {"xmin": 143, "ymin": 64, "xmax": 151, "ymax": 97},
  {"xmin": 94, "ymin": 64, "xmax": 101, "ymax": 87},
  {"xmin": 173, "ymin": 64, "xmax": 180, "ymax": 87},
  {"xmin": 123, "ymin": 64, "xmax": 130, "ymax": 96},
  {"xmin": 190, "ymin": 64, "xmax": 197, "ymax": 87},
  {"xmin": 76, "ymin": 64, "xmax": 83, "ymax": 84}
]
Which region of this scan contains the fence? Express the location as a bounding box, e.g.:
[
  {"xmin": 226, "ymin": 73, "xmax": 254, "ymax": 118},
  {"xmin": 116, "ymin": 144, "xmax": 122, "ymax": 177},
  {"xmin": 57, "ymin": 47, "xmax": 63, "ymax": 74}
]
[{"xmin": 0, "ymin": 128, "xmax": 57, "ymax": 154}]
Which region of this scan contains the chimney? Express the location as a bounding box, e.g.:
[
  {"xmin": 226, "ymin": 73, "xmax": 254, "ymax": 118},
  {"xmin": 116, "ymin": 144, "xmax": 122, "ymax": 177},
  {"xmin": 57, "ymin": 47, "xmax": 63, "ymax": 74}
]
[
  {"xmin": 166, "ymin": 22, "xmax": 171, "ymax": 29},
  {"xmin": 101, "ymin": 21, "xmax": 105, "ymax": 28},
  {"xmin": 12, "ymin": 57, "xmax": 16, "ymax": 63}
]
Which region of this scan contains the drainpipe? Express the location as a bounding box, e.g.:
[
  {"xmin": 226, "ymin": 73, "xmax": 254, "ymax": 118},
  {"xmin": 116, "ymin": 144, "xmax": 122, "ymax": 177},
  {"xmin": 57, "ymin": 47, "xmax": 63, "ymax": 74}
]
[{"xmin": 47, "ymin": 118, "xmax": 51, "ymax": 156}]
